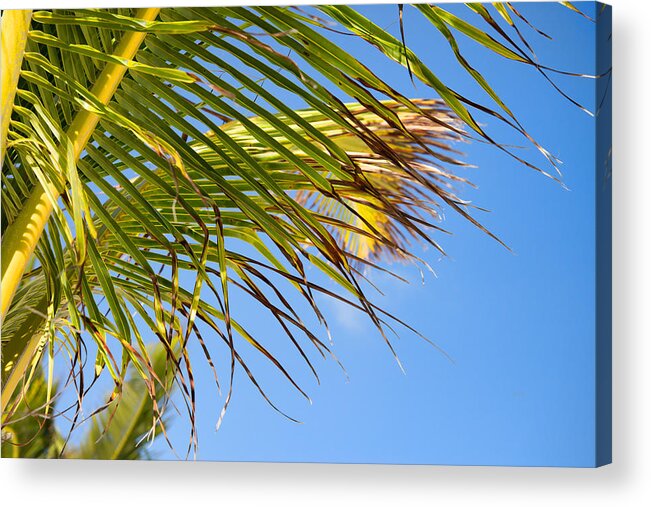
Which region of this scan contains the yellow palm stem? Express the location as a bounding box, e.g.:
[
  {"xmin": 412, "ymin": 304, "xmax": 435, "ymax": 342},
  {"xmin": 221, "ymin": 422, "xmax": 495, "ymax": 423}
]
[
  {"xmin": 0, "ymin": 8, "xmax": 160, "ymax": 322},
  {"xmin": 1, "ymin": 10, "xmax": 31, "ymax": 156},
  {"xmin": 1, "ymin": 333, "xmax": 43, "ymax": 415}
]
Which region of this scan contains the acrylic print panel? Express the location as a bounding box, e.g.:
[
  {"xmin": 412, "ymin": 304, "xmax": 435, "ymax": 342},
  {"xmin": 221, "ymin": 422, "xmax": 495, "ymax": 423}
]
[{"xmin": 0, "ymin": 2, "xmax": 612, "ymax": 467}]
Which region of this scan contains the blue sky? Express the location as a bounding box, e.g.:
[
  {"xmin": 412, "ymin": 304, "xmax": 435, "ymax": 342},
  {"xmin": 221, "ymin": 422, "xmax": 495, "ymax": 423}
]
[{"xmin": 112, "ymin": 2, "xmax": 604, "ymax": 466}]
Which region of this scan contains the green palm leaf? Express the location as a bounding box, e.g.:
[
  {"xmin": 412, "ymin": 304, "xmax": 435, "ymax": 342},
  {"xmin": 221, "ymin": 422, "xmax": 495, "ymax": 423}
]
[{"xmin": 2, "ymin": 344, "xmax": 176, "ymax": 460}]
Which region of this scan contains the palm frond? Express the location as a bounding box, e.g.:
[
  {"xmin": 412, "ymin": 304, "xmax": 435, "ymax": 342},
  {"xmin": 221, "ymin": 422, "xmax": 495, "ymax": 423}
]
[
  {"xmin": 64, "ymin": 344, "xmax": 178, "ymax": 460},
  {"xmin": 1, "ymin": 5, "xmax": 599, "ymax": 451},
  {"xmin": 1, "ymin": 343, "xmax": 176, "ymax": 459},
  {"xmin": 1, "ymin": 369, "xmax": 62, "ymax": 458}
]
